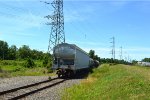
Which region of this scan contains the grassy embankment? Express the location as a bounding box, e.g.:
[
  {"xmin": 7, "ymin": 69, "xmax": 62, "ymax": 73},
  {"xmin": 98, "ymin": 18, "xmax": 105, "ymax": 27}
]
[
  {"xmin": 0, "ymin": 60, "xmax": 54, "ymax": 78},
  {"xmin": 62, "ymin": 64, "xmax": 150, "ymax": 100}
]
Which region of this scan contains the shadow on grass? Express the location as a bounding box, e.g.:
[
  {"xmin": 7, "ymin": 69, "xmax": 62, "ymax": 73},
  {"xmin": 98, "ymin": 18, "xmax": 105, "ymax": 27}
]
[{"xmin": 67, "ymin": 68, "xmax": 94, "ymax": 79}]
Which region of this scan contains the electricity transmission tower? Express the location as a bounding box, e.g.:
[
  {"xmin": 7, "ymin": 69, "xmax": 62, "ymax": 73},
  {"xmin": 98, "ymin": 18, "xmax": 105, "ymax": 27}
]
[
  {"xmin": 44, "ymin": 0, "xmax": 65, "ymax": 54},
  {"xmin": 110, "ymin": 37, "xmax": 115, "ymax": 60}
]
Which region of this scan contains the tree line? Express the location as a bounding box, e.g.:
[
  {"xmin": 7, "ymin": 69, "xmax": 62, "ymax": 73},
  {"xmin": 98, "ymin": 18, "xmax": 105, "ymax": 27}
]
[
  {"xmin": 0, "ymin": 40, "xmax": 133, "ymax": 65},
  {"xmin": 0, "ymin": 40, "xmax": 49, "ymax": 60},
  {"xmin": 88, "ymin": 50, "xmax": 131, "ymax": 65},
  {"xmin": 142, "ymin": 58, "xmax": 150, "ymax": 62}
]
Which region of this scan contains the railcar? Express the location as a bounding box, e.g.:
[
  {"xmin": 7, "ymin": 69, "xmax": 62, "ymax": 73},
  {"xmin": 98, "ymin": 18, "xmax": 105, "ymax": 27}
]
[{"xmin": 52, "ymin": 43, "xmax": 95, "ymax": 78}]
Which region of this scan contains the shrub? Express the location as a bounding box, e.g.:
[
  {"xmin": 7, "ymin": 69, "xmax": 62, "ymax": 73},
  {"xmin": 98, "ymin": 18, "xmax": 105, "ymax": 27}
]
[
  {"xmin": 0, "ymin": 66, "xmax": 2, "ymax": 72},
  {"xmin": 12, "ymin": 62, "xmax": 17, "ymax": 66},
  {"xmin": 43, "ymin": 57, "xmax": 48, "ymax": 67},
  {"xmin": 0, "ymin": 72, "xmax": 11, "ymax": 78},
  {"xmin": 14, "ymin": 67, "xmax": 21, "ymax": 72},
  {"xmin": 24, "ymin": 58, "xmax": 35, "ymax": 68},
  {"xmin": 2, "ymin": 61, "xmax": 9, "ymax": 65},
  {"xmin": 46, "ymin": 61, "xmax": 52, "ymax": 68},
  {"xmin": 43, "ymin": 56, "xmax": 52, "ymax": 70},
  {"xmin": 47, "ymin": 62, "xmax": 53, "ymax": 73}
]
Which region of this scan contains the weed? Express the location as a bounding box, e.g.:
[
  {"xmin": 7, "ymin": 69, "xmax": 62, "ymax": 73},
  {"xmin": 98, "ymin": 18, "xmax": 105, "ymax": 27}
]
[
  {"xmin": 24, "ymin": 58, "xmax": 35, "ymax": 68},
  {"xmin": 62, "ymin": 64, "xmax": 150, "ymax": 100},
  {"xmin": 0, "ymin": 60, "xmax": 54, "ymax": 78}
]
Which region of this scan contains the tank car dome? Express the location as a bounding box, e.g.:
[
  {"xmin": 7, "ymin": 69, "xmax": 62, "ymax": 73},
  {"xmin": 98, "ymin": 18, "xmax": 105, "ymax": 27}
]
[{"xmin": 53, "ymin": 43, "xmax": 75, "ymax": 59}]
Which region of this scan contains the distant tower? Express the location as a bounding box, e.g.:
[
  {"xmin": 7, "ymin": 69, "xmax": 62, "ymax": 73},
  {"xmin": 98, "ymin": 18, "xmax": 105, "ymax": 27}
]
[
  {"xmin": 113, "ymin": 37, "xmax": 115, "ymax": 60},
  {"xmin": 110, "ymin": 36, "xmax": 115, "ymax": 60},
  {"xmin": 45, "ymin": 0, "xmax": 65, "ymax": 54}
]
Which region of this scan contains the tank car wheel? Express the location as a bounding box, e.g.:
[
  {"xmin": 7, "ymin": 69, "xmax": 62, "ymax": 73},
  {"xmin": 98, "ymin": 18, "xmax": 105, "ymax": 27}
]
[
  {"xmin": 57, "ymin": 70, "xmax": 62, "ymax": 78},
  {"xmin": 67, "ymin": 70, "xmax": 74, "ymax": 78}
]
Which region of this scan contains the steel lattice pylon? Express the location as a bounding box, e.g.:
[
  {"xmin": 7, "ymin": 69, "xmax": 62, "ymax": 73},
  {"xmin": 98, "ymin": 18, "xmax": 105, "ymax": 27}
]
[{"xmin": 45, "ymin": 0, "xmax": 65, "ymax": 54}]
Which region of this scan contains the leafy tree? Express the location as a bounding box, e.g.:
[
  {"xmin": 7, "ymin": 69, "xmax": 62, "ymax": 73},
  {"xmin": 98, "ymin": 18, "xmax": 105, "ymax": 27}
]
[
  {"xmin": 30, "ymin": 49, "xmax": 45, "ymax": 60},
  {"xmin": 89, "ymin": 50, "xmax": 95, "ymax": 59},
  {"xmin": 43, "ymin": 53, "xmax": 52, "ymax": 73},
  {"xmin": 99, "ymin": 58, "xmax": 131, "ymax": 65},
  {"xmin": 31, "ymin": 49, "xmax": 38, "ymax": 60},
  {"xmin": 0, "ymin": 40, "xmax": 53, "ymax": 61},
  {"xmin": 8, "ymin": 45, "xmax": 17, "ymax": 60},
  {"xmin": 24, "ymin": 58, "xmax": 35, "ymax": 68},
  {"xmin": 0, "ymin": 40, "xmax": 9, "ymax": 60},
  {"xmin": 132, "ymin": 60, "xmax": 138, "ymax": 65},
  {"xmin": 43, "ymin": 53, "xmax": 52, "ymax": 67},
  {"xmin": 18, "ymin": 45, "xmax": 31, "ymax": 59},
  {"xmin": 35, "ymin": 51, "xmax": 44, "ymax": 60},
  {"xmin": 94, "ymin": 55, "xmax": 99, "ymax": 60},
  {"xmin": 142, "ymin": 58, "xmax": 150, "ymax": 62},
  {"xmin": 43, "ymin": 56, "xmax": 49, "ymax": 67}
]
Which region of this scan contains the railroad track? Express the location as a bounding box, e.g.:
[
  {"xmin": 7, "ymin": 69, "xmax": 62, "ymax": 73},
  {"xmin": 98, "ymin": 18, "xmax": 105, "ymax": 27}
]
[{"xmin": 0, "ymin": 77, "xmax": 67, "ymax": 100}]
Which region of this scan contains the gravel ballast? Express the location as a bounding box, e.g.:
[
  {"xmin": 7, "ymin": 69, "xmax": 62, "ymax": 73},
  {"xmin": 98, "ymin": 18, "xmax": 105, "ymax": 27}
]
[
  {"xmin": 0, "ymin": 76, "xmax": 50, "ymax": 92},
  {"xmin": 0, "ymin": 76, "xmax": 84, "ymax": 100}
]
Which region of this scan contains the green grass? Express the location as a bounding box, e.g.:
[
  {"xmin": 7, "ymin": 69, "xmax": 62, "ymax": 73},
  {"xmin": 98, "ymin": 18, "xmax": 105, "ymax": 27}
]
[
  {"xmin": 62, "ymin": 64, "xmax": 150, "ymax": 100},
  {"xmin": 0, "ymin": 60, "xmax": 54, "ymax": 78}
]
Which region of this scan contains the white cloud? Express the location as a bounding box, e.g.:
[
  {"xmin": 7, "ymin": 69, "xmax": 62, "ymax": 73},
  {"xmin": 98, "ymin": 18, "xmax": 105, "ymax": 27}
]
[
  {"xmin": 13, "ymin": 32, "xmax": 38, "ymax": 37},
  {"xmin": 21, "ymin": 13, "xmax": 45, "ymax": 28},
  {"xmin": 65, "ymin": 11, "xmax": 86, "ymax": 22},
  {"xmin": 64, "ymin": 2, "xmax": 97, "ymax": 23},
  {"xmin": 0, "ymin": 12, "xmax": 45, "ymax": 31},
  {"xmin": 123, "ymin": 47, "xmax": 150, "ymax": 52}
]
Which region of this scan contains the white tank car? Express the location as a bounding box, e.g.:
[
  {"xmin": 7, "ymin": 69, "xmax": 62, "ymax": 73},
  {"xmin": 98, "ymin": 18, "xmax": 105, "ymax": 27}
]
[{"xmin": 52, "ymin": 43, "xmax": 91, "ymax": 77}]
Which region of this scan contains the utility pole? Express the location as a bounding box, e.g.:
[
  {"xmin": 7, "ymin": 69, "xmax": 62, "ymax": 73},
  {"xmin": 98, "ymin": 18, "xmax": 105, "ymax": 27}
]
[
  {"xmin": 43, "ymin": 0, "xmax": 65, "ymax": 54},
  {"xmin": 113, "ymin": 37, "xmax": 115, "ymax": 60},
  {"xmin": 110, "ymin": 36, "xmax": 115, "ymax": 60},
  {"xmin": 110, "ymin": 49, "xmax": 113, "ymax": 59}
]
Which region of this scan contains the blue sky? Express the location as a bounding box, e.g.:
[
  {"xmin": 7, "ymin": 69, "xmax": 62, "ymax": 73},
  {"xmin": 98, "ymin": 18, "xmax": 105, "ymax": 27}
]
[{"xmin": 0, "ymin": 0, "xmax": 150, "ymax": 61}]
